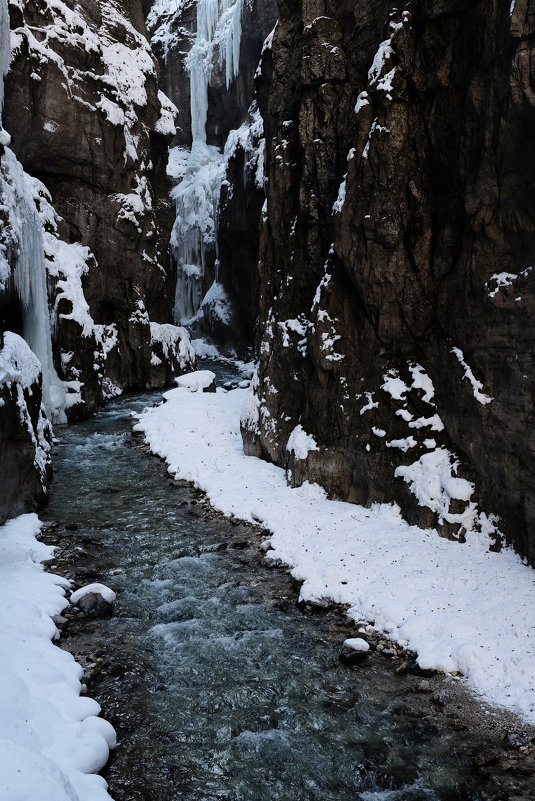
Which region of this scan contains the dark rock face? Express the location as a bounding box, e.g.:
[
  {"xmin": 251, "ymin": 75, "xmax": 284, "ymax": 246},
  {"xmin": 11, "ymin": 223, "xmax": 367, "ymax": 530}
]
[
  {"xmin": 243, "ymin": 0, "xmax": 535, "ymax": 563},
  {"xmin": 3, "ymin": 0, "xmax": 191, "ymax": 416},
  {"xmin": 147, "ymin": 0, "xmax": 196, "ymax": 148},
  {"xmin": 0, "ymin": 333, "xmax": 51, "ymax": 524},
  {"xmin": 77, "ymin": 592, "xmax": 114, "ymax": 619}
]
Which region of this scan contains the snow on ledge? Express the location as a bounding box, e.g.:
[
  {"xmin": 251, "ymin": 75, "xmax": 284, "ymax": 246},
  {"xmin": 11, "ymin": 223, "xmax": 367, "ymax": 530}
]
[
  {"xmin": 451, "ymin": 347, "xmax": 493, "ymax": 405},
  {"xmin": 0, "ymin": 514, "xmax": 115, "ymax": 801},
  {"xmin": 137, "ymin": 387, "xmax": 535, "ymax": 723},
  {"xmin": 0, "ymin": 331, "xmax": 42, "ymax": 390},
  {"xmin": 286, "ymin": 424, "xmax": 319, "ymax": 460}
]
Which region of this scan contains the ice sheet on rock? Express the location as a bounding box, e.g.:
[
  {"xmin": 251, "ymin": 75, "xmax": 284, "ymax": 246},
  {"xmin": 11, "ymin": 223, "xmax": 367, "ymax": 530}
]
[
  {"xmin": 136, "ymin": 387, "xmax": 535, "ymax": 723},
  {"xmin": 0, "ymin": 514, "xmax": 114, "ymax": 801}
]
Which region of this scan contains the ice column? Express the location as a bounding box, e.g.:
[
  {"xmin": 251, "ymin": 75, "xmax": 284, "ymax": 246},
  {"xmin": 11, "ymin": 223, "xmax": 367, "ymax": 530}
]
[
  {"xmin": 173, "ymin": 0, "xmax": 244, "ymax": 325},
  {"xmin": 2, "ymin": 151, "xmax": 67, "ymax": 422}
]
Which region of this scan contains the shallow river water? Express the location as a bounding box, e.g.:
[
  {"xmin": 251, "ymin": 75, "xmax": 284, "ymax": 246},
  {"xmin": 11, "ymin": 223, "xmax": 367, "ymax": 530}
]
[{"xmin": 43, "ymin": 365, "xmax": 491, "ymax": 801}]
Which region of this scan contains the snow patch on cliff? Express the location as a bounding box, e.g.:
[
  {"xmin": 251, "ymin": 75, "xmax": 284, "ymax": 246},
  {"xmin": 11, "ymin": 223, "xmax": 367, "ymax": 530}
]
[{"xmin": 286, "ymin": 425, "xmax": 319, "ymax": 460}]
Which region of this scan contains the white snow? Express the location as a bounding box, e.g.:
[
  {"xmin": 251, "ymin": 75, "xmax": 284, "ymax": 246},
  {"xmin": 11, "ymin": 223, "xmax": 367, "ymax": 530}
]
[
  {"xmin": 150, "ymin": 322, "xmax": 196, "ymax": 370},
  {"xmin": 381, "ymin": 372, "xmax": 409, "ymax": 401},
  {"xmin": 0, "ymin": 514, "xmax": 114, "ymax": 801},
  {"xmin": 136, "ymin": 386, "xmax": 535, "ymax": 724},
  {"xmin": 386, "ymin": 436, "xmax": 417, "ymax": 452},
  {"xmin": 451, "ymin": 347, "xmax": 493, "ymax": 405},
  {"xmin": 486, "ymin": 267, "xmax": 532, "ymax": 298},
  {"xmin": 343, "ymin": 637, "xmax": 370, "ymax": 652},
  {"xmin": 0, "ymin": 333, "xmax": 52, "ymax": 477},
  {"xmin": 0, "ymin": 330, "xmax": 42, "ymax": 390},
  {"xmin": 70, "ymin": 583, "xmax": 116, "ymax": 605},
  {"xmin": 395, "ymin": 447, "xmax": 476, "ymax": 529},
  {"xmin": 174, "ymin": 369, "xmax": 216, "ymax": 392},
  {"xmin": 286, "ymin": 425, "xmax": 319, "ymax": 460}
]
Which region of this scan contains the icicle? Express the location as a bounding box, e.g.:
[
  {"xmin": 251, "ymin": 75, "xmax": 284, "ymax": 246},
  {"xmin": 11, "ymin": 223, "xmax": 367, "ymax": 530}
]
[
  {"xmin": 173, "ymin": 0, "xmax": 244, "ymax": 325},
  {"xmin": 1, "ymin": 149, "xmax": 67, "ymax": 423}
]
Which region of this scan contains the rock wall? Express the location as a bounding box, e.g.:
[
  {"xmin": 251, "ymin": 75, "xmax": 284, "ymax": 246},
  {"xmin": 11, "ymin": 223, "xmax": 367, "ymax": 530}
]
[
  {"xmin": 0, "ymin": 332, "xmax": 51, "ymax": 523},
  {"xmin": 243, "ymin": 0, "xmax": 535, "ymax": 563},
  {"xmin": 2, "ymin": 0, "xmax": 194, "ymax": 418}
]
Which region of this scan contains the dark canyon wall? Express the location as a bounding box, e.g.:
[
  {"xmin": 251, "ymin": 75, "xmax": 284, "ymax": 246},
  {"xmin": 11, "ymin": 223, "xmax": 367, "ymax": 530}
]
[
  {"xmin": 242, "ymin": 0, "xmax": 535, "ymax": 563},
  {"xmin": 2, "ymin": 0, "xmax": 194, "ymax": 421},
  {"xmin": 0, "ymin": 0, "xmax": 194, "ymax": 522}
]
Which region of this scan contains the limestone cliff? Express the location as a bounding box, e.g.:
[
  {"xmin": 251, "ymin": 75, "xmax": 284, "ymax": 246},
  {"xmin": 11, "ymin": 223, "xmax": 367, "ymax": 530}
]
[{"xmin": 242, "ymin": 0, "xmax": 535, "ymax": 564}]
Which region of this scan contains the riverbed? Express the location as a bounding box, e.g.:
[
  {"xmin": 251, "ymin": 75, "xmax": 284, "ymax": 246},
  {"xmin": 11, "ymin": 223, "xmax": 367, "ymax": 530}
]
[{"xmin": 40, "ymin": 367, "xmax": 535, "ymax": 801}]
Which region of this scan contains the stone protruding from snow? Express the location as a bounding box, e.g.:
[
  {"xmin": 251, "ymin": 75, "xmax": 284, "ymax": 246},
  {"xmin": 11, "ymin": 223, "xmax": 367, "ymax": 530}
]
[{"xmin": 71, "ymin": 583, "xmax": 116, "ymax": 619}]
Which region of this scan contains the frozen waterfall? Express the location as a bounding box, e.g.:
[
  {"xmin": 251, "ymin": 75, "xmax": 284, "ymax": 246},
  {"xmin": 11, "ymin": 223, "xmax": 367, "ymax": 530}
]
[
  {"xmin": 172, "ymin": 0, "xmax": 243, "ymax": 325},
  {"xmin": 0, "ymin": 0, "xmax": 67, "ymax": 423}
]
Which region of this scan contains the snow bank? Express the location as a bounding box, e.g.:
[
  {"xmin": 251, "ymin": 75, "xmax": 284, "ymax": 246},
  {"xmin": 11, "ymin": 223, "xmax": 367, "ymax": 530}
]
[
  {"xmin": 0, "ymin": 514, "xmax": 115, "ymax": 801},
  {"xmin": 136, "ymin": 387, "xmax": 535, "ymax": 723}
]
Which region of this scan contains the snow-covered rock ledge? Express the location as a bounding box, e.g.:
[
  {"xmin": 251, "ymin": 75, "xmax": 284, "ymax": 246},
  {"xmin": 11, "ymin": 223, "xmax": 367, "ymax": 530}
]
[
  {"xmin": 135, "ymin": 384, "xmax": 535, "ymax": 724},
  {"xmin": 0, "ymin": 514, "xmax": 115, "ymax": 801}
]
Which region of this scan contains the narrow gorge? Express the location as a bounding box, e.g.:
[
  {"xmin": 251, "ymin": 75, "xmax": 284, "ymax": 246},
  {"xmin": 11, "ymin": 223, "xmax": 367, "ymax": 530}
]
[{"xmin": 0, "ymin": 0, "xmax": 534, "ymax": 799}]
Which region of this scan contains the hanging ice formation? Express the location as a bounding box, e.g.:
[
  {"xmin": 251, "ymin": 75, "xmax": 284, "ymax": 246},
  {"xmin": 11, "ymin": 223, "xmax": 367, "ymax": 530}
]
[
  {"xmin": 172, "ymin": 0, "xmax": 244, "ymax": 325},
  {"xmin": 0, "ymin": 0, "xmax": 67, "ymax": 423}
]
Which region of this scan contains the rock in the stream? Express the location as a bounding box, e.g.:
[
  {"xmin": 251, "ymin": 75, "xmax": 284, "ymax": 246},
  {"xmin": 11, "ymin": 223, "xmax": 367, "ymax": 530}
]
[
  {"xmin": 340, "ymin": 637, "xmax": 370, "ymax": 665},
  {"xmin": 70, "ymin": 583, "xmax": 116, "ymax": 619}
]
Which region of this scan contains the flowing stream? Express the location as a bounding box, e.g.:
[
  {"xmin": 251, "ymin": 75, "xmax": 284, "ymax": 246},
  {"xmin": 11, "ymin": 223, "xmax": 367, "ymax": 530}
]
[{"xmin": 43, "ymin": 363, "xmax": 491, "ymax": 801}]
